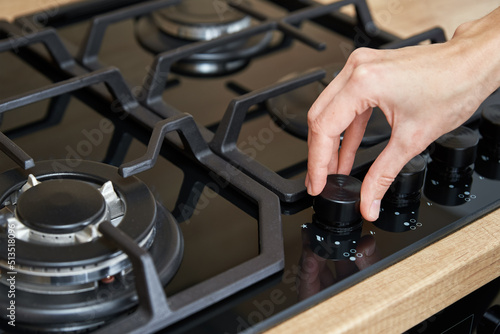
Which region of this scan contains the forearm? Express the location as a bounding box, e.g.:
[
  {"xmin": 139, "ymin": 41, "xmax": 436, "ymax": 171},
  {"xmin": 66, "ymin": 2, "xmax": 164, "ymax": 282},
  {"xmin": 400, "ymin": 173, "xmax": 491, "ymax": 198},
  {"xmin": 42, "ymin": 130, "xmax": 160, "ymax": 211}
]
[{"xmin": 451, "ymin": 6, "xmax": 500, "ymax": 95}]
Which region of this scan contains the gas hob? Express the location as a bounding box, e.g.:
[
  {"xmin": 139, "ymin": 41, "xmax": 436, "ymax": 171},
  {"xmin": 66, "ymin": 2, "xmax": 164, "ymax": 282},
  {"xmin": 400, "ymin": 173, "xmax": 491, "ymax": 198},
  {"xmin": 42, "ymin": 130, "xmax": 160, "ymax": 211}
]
[{"xmin": 0, "ymin": 1, "xmax": 499, "ymax": 333}]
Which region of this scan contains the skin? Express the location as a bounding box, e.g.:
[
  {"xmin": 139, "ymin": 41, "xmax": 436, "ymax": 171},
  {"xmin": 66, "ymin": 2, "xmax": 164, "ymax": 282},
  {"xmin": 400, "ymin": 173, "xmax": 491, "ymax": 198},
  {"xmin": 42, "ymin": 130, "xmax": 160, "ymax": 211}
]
[{"xmin": 306, "ymin": 7, "xmax": 500, "ymax": 221}]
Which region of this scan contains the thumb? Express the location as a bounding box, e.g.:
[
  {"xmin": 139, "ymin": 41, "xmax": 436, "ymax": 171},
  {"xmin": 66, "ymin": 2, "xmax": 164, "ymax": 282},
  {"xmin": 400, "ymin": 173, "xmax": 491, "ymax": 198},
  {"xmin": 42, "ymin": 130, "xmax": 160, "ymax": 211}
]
[{"xmin": 360, "ymin": 141, "xmax": 420, "ymax": 221}]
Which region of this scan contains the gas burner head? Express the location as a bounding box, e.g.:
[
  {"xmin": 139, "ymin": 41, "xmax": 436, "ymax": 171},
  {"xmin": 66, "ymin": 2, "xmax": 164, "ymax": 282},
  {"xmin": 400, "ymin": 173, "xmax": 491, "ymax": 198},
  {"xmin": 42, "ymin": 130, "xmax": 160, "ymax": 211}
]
[
  {"xmin": 0, "ymin": 161, "xmax": 183, "ymax": 332},
  {"xmin": 17, "ymin": 178, "xmax": 107, "ymax": 233},
  {"xmin": 135, "ymin": 0, "xmax": 273, "ymax": 76},
  {"xmin": 266, "ymin": 64, "xmax": 392, "ymax": 146},
  {"xmin": 11, "ymin": 176, "xmax": 124, "ymax": 244},
  {"xmin": 153, "ymin": 0, "xmax": 251, "ymax": 41}
]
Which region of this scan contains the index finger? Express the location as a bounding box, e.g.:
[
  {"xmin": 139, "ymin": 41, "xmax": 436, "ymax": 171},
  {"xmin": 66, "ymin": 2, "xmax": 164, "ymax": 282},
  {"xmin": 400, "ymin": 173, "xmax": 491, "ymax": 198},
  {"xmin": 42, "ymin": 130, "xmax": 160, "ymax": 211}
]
[
  {"xmin": 306, "ymin": 125, "xmax": 339, "ymax": 195},
  {"xmin": 306, "ymin": 79, "xmax": 373, "ymax": 195}
]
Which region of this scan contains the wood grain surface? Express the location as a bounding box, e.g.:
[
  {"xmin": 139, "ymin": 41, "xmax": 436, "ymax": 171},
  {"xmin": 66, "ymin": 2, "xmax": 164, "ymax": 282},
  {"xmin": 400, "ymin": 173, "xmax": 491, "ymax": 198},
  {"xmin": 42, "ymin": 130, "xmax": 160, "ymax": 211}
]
[
  {"xmin": 0, "ymin": 0, "xmax": 69, "ymax": 21},
  {"xmin": 1, "ymin": 1, "xmax": 499, "ymax": 333}
]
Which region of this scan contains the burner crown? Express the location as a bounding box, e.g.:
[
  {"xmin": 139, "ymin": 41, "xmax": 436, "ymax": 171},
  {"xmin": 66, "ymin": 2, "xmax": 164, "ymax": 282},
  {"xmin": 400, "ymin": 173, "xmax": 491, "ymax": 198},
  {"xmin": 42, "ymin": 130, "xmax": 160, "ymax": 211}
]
[{"xmin": 16, "ymin": 179, "xmax": 106, "ymax": 234}]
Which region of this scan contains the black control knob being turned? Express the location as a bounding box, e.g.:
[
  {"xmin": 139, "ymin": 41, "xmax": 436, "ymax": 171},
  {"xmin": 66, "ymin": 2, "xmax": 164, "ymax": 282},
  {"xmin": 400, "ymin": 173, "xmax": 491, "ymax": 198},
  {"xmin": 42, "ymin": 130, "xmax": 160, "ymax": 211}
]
[{"xmin": 313, "ymin": 174, "xmax": 362, "ymax": 233}]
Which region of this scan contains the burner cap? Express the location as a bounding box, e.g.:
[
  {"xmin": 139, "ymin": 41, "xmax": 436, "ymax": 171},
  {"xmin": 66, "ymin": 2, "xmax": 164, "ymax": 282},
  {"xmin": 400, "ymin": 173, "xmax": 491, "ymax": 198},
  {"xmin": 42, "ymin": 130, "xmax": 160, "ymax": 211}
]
[
  {"xmin": 152, "ymin": 0, "xmax": 251, "ymax": 41},
  {"xmin": 16, "ymin": 180, "xmax": 105, "ymax": 234}
]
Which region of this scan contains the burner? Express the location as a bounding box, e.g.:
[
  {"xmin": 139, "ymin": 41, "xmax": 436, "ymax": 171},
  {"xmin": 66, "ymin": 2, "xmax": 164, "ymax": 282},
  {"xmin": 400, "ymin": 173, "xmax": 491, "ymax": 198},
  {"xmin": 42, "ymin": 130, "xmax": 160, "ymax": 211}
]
[
  {"xmin": 153, "ymin": 0, "xmax": 251, "ymax": 41},
  {"xmin": 8, "ymin": 176, "xmax": 126, "ymax": 247},
  {"xmin": 135, "ymin": 0, "xmax": 273, "ymax": 76},
  {"xmin": 0, "ymin": 161, "xmax": 183, "ymax": 332},
  {"xmin": 266, "ymin": 65, "xmax": 392, "ymax": 146},
  {"xmin": 16, "ymin": 179, "xmax": 106, "ymax": 234}
]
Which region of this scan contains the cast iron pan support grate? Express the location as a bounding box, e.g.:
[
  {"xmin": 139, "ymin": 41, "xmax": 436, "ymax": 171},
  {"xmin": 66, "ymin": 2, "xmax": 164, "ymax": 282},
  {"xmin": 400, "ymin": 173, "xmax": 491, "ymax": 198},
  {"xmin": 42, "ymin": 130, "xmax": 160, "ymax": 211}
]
[
  {"xmin": 119, "ymin": 113, "xmax": 210, "ymax": 177},
  {"xmin": 140, "ymin": 0, "xmax": 377, "ymax": 107},
  {"xmin": 0, "ymin": 20, "xmax": 76, "ymax": 71},
  {"xmin": 227, "ymin": 0, "xmax": 378, "ymax": 46},
  {"xmin": 57, "ymin": 0, "xmax": 377, "ymax": 108},
  {"xmin": 0, "ymin": 67, "xmax": 140, "ymax": 170},
  {"xmin": 209, "ymin": 68, "xmax": 325, "ymax": 202},
  {"xmin": 105, "ymin": 111, "xmax": 284, "ymax": 333},
  {"xmin": 26, "ymin": 0, "xmax": 379, "ymax": 147},
  {"xmin": 0, "ymin": 68, "xmax": 284, "ymax": 333},
  {"xmin": 0, "ymin": 20, "xmax": 81, "ymax": 169},
  {"xmin": 0, "ymin": 132, "xmax": 34, "ymax": 170},
  {"xmin": 77, "ymin": 0, "xmax": 182, "ymax": 69},
  {"xmin": 98, "ymin": 220, "xmax": 171, "ymax": 334},
  {"xmin": 380, "ymin": 27, "xmax": 446, "ymax": 49}
]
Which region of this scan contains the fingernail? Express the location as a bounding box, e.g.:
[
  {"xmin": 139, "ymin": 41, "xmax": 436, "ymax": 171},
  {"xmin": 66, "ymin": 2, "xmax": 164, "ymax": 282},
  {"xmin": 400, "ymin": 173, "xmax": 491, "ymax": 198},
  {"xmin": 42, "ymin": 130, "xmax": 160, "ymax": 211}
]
[
  {"xmin": 305, "ymin": 176, "xmax": 313, "ymax": 195},
  {"xmin": 369, "ymin": 200, "xmax": 381, "ymax": 221},
  {"xmin": 307, "ymin": 182, "xmax": 313, "ymax": 195}
]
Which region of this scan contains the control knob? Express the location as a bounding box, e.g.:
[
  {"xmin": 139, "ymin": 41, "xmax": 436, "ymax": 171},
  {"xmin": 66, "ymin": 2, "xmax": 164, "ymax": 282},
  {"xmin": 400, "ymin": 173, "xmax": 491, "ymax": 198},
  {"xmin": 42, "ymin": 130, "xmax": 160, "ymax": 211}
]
[
  {"xmin": 383, "ymin": 154, "xmax": 426, "ymax": 208},
  {"xmin": 476, "ymin": 105, "xmax": 500, "ymax": 179},
  {"xmin": 428, "ymin": 125, "xmax": 478, "ymax": 182},
  {"xmin": 313, "ymin": 174, "xmax": 362, "ymax": 233},
  {"xmin": 425, "ymin": 126, "xmax": 479, "ymax": 206},
  {"xmin": 374, "ymin": 155, "xmax": 425, "ymax": 232}
]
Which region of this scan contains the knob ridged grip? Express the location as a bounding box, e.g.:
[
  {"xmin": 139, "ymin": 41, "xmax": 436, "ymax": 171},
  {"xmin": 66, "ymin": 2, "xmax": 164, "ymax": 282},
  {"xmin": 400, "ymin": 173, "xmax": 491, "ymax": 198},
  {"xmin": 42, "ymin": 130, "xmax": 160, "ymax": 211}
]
[
  {"xmin": 430, "ymin": 126, "xmax": 479, "ymax": 168},
  {"xmin": 313, "ymin": 174, "xmax": 362, "ymax": 229}
]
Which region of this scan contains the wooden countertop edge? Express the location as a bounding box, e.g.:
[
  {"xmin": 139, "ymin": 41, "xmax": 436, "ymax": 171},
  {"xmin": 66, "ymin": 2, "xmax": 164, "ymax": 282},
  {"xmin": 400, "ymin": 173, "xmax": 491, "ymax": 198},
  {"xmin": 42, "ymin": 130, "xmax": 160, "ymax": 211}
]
[{"xmin": 266, "ymin": 211, "xmax": 500, "ymax": 334}]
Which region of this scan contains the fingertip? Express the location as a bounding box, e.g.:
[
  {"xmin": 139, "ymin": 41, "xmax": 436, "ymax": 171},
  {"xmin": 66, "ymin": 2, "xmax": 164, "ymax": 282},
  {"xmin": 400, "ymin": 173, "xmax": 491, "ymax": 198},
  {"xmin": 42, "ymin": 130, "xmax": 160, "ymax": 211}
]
[
  {"xmin": 360, "ymin": 172, "xmax": 391, "ymax": 221},
  {"xmin": 360, "ymin": 193, "xmax": 377, "ymax": 222},
  {"xmin": 307, "ymin": 174, "xmax": 327, "ymax": 196},
  {"xmin": 358, "ymin": 141, "xmax": 420, "ymax": 221},
  {"xmin": 368, "ymin": 199, "xmax": 381, "ymax": 221},
  {"xmin": 308, "ymin": 180, "xmax": 320, "ymax": 196}
]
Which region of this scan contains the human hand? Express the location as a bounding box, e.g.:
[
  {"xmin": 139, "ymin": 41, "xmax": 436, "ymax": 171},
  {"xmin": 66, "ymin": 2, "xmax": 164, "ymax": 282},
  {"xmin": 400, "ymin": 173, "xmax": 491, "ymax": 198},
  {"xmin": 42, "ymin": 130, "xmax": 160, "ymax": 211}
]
[{"xmin": 305, "ymin": 11, "xmax": 500, "ymax": 221}]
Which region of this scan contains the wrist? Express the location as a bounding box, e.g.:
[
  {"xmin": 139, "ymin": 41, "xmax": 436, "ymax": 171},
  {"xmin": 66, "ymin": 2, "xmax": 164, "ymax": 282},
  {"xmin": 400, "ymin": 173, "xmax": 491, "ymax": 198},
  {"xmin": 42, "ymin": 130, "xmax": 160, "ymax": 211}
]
[{"xmin": 450, "ymin": 8, "xmax": 500, "ymax": 95}]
